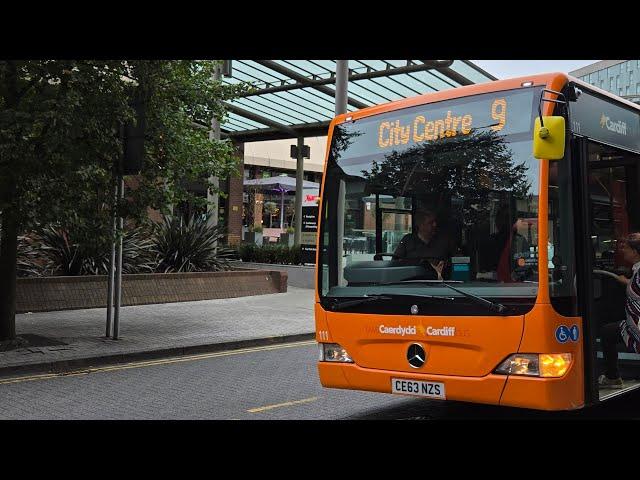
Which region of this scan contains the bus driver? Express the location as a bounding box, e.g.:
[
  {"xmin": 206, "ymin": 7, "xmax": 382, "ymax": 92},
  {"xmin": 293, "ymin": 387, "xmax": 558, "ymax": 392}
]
[{"xmin": 393, "ymin": 209, "xmax": 454, "ymax": 279}]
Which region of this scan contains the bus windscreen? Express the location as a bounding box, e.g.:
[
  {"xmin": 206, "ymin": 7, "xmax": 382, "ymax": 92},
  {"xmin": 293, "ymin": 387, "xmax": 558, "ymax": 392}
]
[{"xmin": 319, "ymin": 87, "xmax": 543, "ymax": 315}]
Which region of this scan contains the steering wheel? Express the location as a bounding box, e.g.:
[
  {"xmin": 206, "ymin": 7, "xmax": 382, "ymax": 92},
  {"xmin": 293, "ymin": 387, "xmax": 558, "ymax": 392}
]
[{"xmin": 373, "ymin": 253, "xmax": 399, "ymax": 261}]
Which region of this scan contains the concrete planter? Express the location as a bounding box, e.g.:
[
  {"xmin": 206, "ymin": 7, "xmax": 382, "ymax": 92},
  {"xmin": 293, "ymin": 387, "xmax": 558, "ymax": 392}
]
[
  {"xmin": 16, "ymin": 270, "xmax": 287, "ymax": 313},
  {"xmin": 279, "ymin": 233, "xmax": 295, "ymax": 248},
  {"xmin": 245, "ymin": 231, "xmax": 263, "ymax": 246},
  {"xmin": 231, "ymin": 261, "xmax": 315, "ymax": 289}
]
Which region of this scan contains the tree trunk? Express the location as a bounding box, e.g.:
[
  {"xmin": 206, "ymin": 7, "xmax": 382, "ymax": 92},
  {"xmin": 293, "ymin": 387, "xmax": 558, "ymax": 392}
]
[
  {"xmin": 0, "ymin": 181, "xmax": 18, "ymax": 341},
  {"xmin": 0, "ymin": 61, "xmax": 19, "ymax": 341}
]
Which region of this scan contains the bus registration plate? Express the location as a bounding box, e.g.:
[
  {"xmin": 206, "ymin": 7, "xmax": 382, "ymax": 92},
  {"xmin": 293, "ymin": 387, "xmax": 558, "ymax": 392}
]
[{"xmin": 391, "ymin": 378, "xmax": 446, "ymax": 399}]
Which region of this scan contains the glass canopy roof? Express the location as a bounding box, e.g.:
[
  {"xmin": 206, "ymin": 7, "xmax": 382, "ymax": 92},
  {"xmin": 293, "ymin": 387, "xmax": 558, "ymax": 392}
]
[{"xmin": 220, "ymin": 60, "xmax": 497, "ymax": 143}]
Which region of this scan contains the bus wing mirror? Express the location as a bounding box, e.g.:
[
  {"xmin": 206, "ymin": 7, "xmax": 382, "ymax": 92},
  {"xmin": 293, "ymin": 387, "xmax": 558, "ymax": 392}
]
[
  {"xmin": 533, "ymin": 88, "xmax": 568, "ymax": 160},
  {"xmin": 533, "ymin": 116, "xmax": 565, "ymax": 160}
]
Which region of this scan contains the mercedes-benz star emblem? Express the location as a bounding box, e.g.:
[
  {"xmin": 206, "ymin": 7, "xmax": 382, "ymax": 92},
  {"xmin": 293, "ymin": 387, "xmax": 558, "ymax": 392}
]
[{"xmin": 407, "ymin": 343, "xmax": 426, "ymax": 368}]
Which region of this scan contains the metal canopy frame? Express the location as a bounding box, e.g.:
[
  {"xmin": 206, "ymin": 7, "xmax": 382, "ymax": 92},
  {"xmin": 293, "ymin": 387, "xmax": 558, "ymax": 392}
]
[{"xmin": 218, "ymin": 60, "xmax": 497, "ymax": 143}]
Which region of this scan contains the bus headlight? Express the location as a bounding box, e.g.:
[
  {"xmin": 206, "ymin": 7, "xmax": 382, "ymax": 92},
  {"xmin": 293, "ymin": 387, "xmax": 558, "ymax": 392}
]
[
  {"xmin": 495, "ymin": 354, "xmax": 539, "ymax": 376},
  {"xmin": 494, "ymin": 353, "xmax": 572, "ymax": 378},
  {"xmin": 539, "ymin": 353, "xmax": 573, "ymax": 377},
  {"xmin": 319, "ymin": 343, "xmax": 353, "ymax": 363}
]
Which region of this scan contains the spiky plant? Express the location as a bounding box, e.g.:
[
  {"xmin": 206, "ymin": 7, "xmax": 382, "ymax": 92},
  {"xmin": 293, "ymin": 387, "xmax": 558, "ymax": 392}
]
[
  {"xmin": 37, "ymin": 223, "xmax": 156, "ymax": 276},
  {"xmin": 16, "ymin": 234, "xmax": 45, "ymax": 277},
  {"xmin": 152, "ymin": 214, "xmax": 235, "ymax": 272}
]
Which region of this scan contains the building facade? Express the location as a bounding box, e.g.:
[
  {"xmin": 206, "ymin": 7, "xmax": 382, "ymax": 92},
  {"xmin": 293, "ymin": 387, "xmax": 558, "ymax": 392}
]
[
  {"xmin": 218, "ymin": 137, "xmax": 324, "ymax": 244},
  {"xmin": 570, "ymin": 60, "xmax": 640, "ymax": 102}
]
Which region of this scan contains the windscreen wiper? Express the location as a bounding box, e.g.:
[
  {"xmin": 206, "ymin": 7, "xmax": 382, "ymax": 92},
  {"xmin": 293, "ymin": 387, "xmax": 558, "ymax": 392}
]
[
  {"xmin": 438, "ymin": 282, "xmax": 508, "ymax": 314},
  {"xmin": 329, "ymin": 294, "xmax": 392, "ymax": 311},
  {"xmin": 328, "ymin": 293, "xmax": 454, "ymax": 312},
  {"xmin": 379, "ymin": 280, "xmax": 508, "ymax": 314}
]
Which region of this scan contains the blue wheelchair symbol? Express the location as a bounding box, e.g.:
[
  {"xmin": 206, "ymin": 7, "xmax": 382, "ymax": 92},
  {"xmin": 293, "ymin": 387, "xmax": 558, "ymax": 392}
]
[
  {"xmin": 555, "ymin": 325, "xmax": 579, "ymax": 343},
  {"xmin": 556, "ymin": 325, "xmax": 570, "ymax": 343}
]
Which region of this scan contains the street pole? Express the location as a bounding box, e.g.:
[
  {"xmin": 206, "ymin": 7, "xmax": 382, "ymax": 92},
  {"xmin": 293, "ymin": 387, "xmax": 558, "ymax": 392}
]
[
  {"xmin": 279, "ymin": 190, "xmax": 284, "ymax": 229},
  {"xmin": 335, "ymin": 60, "xmax": 349, "ymax": 116},
  {"xmin": 112, "ymin": 176, "xmax": 124, "ymax": 340},
  {"xmin": 207, "ymin": 62, "xmax": 221, "ymax": 230},
  {"xmin": 105, "ymin": 177, "xmax": 118, "ymax": 337},
  {"xmin": 335, "ymin": 61, "xmax": 349, "ymax": 279},
  {"xmin": 294, "ymin": 136, "xmax": 304, "ymax": 246}
]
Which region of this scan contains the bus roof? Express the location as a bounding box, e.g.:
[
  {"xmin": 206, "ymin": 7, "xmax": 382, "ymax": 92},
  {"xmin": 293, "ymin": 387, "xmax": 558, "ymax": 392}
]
[{"xmin": 330, "ymin": 72, "xmax": 640, "ymax": 127}]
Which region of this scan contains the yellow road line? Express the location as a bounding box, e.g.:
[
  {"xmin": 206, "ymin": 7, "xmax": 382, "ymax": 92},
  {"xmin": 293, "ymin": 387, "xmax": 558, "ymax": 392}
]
[
  {"xmin": 0, "ymin": 340, "xmax": 317, "ymax": 386},
  {"xmin": 247, "ymin": 396, "xmax": 318, "ymax": 413}
]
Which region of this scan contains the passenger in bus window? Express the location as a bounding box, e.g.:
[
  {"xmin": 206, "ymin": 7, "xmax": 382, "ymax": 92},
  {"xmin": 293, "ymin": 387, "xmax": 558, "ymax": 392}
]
[
  {"xmin": 477, "ymin": 205, "xmax": 531, "ymax": 282},
  {"xmin": 598, "ymin": 233, "xmax": 640, "ymax": 389},
  {"xmin": 393, "ymin": 209, "xmax": 455, "ymax": 279}
]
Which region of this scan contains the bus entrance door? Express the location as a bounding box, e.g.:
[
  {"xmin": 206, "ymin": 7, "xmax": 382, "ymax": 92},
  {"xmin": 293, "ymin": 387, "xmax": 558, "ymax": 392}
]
[{"xmin": 585, "ymin": 142, "xmax": 640, "ymax": 400}]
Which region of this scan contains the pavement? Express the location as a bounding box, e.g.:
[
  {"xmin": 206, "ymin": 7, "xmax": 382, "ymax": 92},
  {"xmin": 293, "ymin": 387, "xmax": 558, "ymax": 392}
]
[{"xmin": 0, "ymin": 287, "xmax": 316, "ymax": 378}]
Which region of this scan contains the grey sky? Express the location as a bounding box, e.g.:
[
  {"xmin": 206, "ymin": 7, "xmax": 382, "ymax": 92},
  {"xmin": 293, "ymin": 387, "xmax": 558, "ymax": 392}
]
[{"xmin": 472, "ymin": 60, "xmax": 598, "ymax": 79}]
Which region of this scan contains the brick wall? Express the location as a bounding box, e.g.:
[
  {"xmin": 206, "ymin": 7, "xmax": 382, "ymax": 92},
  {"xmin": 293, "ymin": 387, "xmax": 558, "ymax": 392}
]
[
  {"xmin": 227, "ymin": 141, "xmax": 244, "ymax": 246},
  {"xmin": 16, "ymin": 270, "xmax": 287, "ymax": 313}
]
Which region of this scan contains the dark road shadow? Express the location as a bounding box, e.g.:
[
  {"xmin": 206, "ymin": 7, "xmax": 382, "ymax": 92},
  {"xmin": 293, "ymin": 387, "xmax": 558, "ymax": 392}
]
[{"xmin": 344, "ymin": 389, "xmax": 640, "ymax": 420}]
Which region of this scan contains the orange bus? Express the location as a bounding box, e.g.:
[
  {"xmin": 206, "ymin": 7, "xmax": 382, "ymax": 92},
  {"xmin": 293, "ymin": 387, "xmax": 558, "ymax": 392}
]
[{"xmin": 315, "ymin": 72, "xmax": 640, "ymax": 410}]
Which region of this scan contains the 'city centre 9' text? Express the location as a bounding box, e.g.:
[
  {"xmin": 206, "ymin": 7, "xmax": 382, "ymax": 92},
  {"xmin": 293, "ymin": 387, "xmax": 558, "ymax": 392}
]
[{"xmin": 377, "ymin": 98, "xmax": 507, "ymax": 148}]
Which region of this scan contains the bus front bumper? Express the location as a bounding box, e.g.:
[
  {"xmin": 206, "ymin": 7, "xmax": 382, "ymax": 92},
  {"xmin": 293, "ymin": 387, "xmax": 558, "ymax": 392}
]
[{"xmin": 318, "ymin": 362, "xmax": 584, "ymax": 410}]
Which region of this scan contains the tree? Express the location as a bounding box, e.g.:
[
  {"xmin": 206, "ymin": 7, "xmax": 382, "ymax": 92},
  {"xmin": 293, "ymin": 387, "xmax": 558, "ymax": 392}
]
[
  {"xmin": 0, "ymin": 60, "xmax": 251, "ymax": 341},
  {"xmin": 121, "ymin": 61, "xmax": 250, "ymax": 221},
  {"xmin": 362, "ymin": 129, "xmax": 532, "ymax": 226},
  {"xmin": 263, "ymin": 201, "xmax": 278, "ymax": 227}
]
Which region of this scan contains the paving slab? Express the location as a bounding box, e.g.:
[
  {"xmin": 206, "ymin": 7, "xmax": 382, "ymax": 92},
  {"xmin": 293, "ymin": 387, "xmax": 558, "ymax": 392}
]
[{"xmin": 0, "ymin": 287, "xmax": 316, "ymax": 377}]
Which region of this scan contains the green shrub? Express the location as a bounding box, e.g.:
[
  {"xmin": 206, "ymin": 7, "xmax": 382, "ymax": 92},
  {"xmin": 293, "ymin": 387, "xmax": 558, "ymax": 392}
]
[
  {"xmin": 152, "ymin": 214, "xmax": 235, "ymax": 273},
  {"xmin": 238, "ymin": 243, "xmax": 302, "ymax": 265},
  {"xmin": 16, "ymin": 234, "xmax": 45, "ymax": 277},
  {"xmin": 37, "ymin": 222, "xmax": 155, "ymax": 276},
  {"xmin": 288, "ymin": 245, "xmax": 302, "ymax": 265},
  {"xmin": 238, "ymin": 243, "xmax": 257, "ymax": 262},
  {"xmin": 0, "ymin": 226, "xmax": 43, "ymax": 277}
]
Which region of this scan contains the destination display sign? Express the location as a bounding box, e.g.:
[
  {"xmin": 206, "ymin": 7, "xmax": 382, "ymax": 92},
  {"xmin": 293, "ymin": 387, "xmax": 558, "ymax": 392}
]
[{"xmin": 334, "ymin": 88, "xmax": 537, "ymax": 161}]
